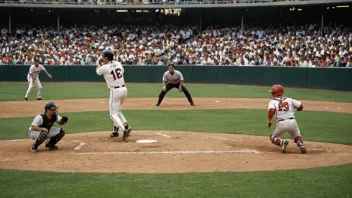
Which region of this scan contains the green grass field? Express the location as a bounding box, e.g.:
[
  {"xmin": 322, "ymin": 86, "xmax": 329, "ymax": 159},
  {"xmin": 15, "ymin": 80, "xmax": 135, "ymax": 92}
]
[
  {"xmin": 1, "ymin": 82, "xmax": 352, "ymax": 102},
  {"xmin": 0, "ymin": 83, "xmax": 351, "ymax": 197}
]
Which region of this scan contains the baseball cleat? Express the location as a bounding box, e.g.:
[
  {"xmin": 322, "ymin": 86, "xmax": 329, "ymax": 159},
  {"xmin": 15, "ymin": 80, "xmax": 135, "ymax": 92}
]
[
  {"xmin": 45, "ymin": 143, "xmax": 58, "ymax": 150},
  {"xmin": 191, "ymin": 102, "xmax": 196, "ymax": 106},
  {"xmin": 126, "ymin": 127, "xmax": 132, "ymax": 137},
  {"xmin": 31, "ymin": 144, "xmax": 39, "ymax": 152},
  {"xmin": 24, "ymin": 97, "xmax": 28, "ymax": 101},
  {"xmin": 110, "ymin": 126, "xmax": 119, "ymax": 137},
  {"xmin": 122, "ymin": 129, "xmax": 128, "ymax": 141},
  {"xmin": 110, "ymin": 132, "xmax": 119, "ymax": 137},
  {"xmin": 37, "ymin": 98, "xmax": 42, "ymax": 100},
  {"xmin": 281, "ymin": 140, "xmax": 289, "ymax": 153},
  {"xmin": 300, "ymin": 146, "xmax": 307, "ymax": 154},
  {"xmin": 155, "ymin": 103, "xmax": 160, "ymax": 106}
]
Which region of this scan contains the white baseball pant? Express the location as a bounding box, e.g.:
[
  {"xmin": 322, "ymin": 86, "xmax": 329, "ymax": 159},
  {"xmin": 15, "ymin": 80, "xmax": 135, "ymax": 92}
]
[
  {"xmin": 28, "ymin": 127, "xmax": 61, "ymax": 140},
  {"xmin": 109, "ymin": 86, "xmax": 128, "ymax": 129},
  {"xmin": 272, "ymin": 119, "xmax": 302, "ymax": 139},
  {"xmin": 25, "ymin": 74, "xmax": 42, "ymax": 98}
]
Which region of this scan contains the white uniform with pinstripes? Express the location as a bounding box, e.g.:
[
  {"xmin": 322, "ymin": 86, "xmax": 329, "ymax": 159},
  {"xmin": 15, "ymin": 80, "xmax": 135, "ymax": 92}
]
[
  {"xmin": 96, "ymin": 61, "xmax": 128, "ymax": 130},
  {"xmin": 25, "ymin": 64, "xmax": 46, "ymax": 98}
]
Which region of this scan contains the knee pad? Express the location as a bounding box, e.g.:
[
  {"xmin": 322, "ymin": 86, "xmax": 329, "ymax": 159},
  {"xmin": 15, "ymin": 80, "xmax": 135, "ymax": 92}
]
[
  {"xmin": 59, "ymin": 128, "xmax": 66, "ymax": 135},
  {"xmin": 39, "ymin": 131, "xmax": 48, "ymax": 139},
  {"xmin": 34, "ymin": 131, "xmax": 48, "ymax": 146},
  {"xmin": 271, "ymin": 136, "xmax": 281, "ymax": 146},
  {"xmin": 294, "ymin": 136, "xmax": 302, "ymax": 143}
]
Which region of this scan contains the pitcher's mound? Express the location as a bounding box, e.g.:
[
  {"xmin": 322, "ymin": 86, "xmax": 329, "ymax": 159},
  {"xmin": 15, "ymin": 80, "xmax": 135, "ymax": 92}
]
[{"xmin": 0, "ymin": 131, "xmax": 351, "ymax": 173}]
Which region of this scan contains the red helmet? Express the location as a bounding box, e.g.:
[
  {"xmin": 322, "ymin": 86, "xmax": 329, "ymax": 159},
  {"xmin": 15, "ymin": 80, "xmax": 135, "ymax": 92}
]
[{"xmin": 269, "ymin": 84, "xmax": 284, "ymax": 97}]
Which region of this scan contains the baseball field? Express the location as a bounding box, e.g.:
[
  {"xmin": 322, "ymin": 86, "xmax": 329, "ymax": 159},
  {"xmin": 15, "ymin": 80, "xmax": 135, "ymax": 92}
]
[{"xmin": 0, "ymin": 82, "xmax": 351, "ymax": 197}]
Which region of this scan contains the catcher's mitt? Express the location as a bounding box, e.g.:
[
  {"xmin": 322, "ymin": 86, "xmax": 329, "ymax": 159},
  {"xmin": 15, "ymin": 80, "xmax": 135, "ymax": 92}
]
[{"xmin": 59, "ymin": 116, "xmax": 68, "ymax": 125}]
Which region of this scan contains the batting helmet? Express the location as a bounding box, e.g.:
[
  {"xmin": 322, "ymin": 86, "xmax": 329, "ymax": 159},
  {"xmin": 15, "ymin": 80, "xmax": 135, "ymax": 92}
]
[
  {"xmin": 45, "ymin": 102, "xmax": 58, "ymax": 111},
  {"xmin": 101, "ymin": 50, "xmax": 114, "ymax": 60},
  {"xmin": 269, "ymin": 84, "xmax": 284, "ymax": 97}
]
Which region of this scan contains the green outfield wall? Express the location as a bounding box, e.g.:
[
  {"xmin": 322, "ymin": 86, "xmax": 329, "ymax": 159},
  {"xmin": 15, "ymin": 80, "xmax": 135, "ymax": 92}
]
[{"xmin": 0, "ymin": 65, "xmax": 351, "ymax": 91}]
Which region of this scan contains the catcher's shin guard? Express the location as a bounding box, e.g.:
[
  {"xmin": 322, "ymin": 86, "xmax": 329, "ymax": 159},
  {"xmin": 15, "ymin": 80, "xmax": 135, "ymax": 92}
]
[
  {"xmin": 33, "ymin": 131, "xmax": 48, "ymax": 147},
  {"xmin": 48, "ymin": 128, "xmax": 66, "ymax": 146}
]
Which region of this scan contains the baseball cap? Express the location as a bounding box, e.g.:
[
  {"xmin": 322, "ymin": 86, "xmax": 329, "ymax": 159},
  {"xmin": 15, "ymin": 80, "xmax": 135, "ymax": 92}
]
[
  {"xmin": 34, "ymin": 57, "xmax": 40, "ymax": 62},
  {"xmin": 168, "ymin": 63, "xmax": 175, "ymax": 68}
]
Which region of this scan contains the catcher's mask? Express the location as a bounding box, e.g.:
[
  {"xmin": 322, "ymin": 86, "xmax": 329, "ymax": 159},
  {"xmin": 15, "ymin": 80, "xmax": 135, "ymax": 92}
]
[
  {"xmin": 268, "ymin": 84, "xmax": 284, "ymax": 97},
  {"xmin": 45, "ymin": 102, "xmax": 58, "ymax": 115},
  {"xmin": 101, "ymin": 50, "xmax": 114, "ymax": 61}
]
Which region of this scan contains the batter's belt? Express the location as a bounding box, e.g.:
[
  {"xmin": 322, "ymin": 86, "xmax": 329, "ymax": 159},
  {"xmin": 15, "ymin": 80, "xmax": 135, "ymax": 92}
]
[
  {"xmin": 113, "ymin": 85, "xmax": 125, "ymax": 89},
  {"xmin": 277, "ymin": 117, "xmax": 295, "ymax": 123}
]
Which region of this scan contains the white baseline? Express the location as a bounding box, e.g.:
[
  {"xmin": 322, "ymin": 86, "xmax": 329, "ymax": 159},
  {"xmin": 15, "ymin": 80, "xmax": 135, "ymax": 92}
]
[{"xmin": 72, "ymin": 150, "xmax": 261, "ymax": 155}]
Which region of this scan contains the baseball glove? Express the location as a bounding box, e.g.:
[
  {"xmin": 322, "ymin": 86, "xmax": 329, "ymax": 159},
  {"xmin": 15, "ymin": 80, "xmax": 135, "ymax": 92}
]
[{"xmin": 59, "ymin": 116, "xmax": 68, "ymax": 125}]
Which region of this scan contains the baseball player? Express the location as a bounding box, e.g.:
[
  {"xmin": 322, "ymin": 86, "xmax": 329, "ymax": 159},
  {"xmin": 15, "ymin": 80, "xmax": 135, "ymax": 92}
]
[
  {"xmin": 96, "ymin": 50, "xmax": 132, "ymax": 140},
  {"xmin": 267, "ymin": 84, "xmax": 307, "ymax": 154},
  {"xmin": 24, "ymin": 58, "xmax": 52, "ymax": 101},
  {"xmin": 155, "ymin": 63, "xmax": 195, "ymax": 106},
  {"xmin": 29, "ymin": 102, "xmax": 68, "ymax": 152}
]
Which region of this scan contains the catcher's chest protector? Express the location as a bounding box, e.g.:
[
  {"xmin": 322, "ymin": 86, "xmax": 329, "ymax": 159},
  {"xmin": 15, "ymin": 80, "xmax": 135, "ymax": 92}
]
[{"xmin": 39, "ymin": 113, "xmax": 58, "ymax": 130}]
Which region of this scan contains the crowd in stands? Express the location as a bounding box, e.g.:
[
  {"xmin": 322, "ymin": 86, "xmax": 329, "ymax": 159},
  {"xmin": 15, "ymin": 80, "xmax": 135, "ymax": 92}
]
[
  {"xmin": 0, "ymin": 22, "xmax": 351, "ymax": 67},
  {"xmin": 1, "ymin": 0, "xmax": 312, "ymax": 5}
]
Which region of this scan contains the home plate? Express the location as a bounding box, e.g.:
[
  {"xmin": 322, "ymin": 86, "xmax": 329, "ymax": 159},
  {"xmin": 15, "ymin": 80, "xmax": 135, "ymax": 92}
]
[
  {"xmin": 136, "ymin": 140, "xmax": 158, "ymax": 144},
  {"xmin": 215, "ymin": 101, "xmax": 220, "ymax": 103},
  {"xmin": 99, "ymin": 102, "xmax": 105, "ymax": 104}
]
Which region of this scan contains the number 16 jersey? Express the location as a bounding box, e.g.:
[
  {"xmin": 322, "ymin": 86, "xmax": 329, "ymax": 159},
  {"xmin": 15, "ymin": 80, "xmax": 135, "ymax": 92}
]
[
  {"xmin": 268, "ymin": 97, "xmax": 302, "ymax": 120},
  {"xmin": 96, "ymin": 61, "xmax": 125, "ymax": 89}
]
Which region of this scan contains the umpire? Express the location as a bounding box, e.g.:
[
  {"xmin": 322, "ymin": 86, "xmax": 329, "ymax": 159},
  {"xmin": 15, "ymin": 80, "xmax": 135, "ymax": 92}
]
[{"xmin": 155, "ymin": 63, "xmax": 195, "ymax": 106}]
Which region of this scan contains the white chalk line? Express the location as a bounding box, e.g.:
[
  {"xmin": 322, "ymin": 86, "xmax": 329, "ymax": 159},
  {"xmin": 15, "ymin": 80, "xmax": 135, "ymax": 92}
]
[
  {"xmin": 205, "ymin": 136, "xmax": 236, "ymax": 142},
  {"xmin": 187, "ymin": 134, "xmax": 236, "ymax": 142},
  {"xmin": 0, "ymin": 139, "xmax": 27, "ymax": 143},
  {"xmin": 72, "ymin": 150, "xmax": 261, "ymax": 155},
  {"xmin": 157, "ymin": 132, "xmax": 172, "ymax": 138},
  {"xmin": 73, "ymin": 140, "xmax": 85, "ymax": 150}
]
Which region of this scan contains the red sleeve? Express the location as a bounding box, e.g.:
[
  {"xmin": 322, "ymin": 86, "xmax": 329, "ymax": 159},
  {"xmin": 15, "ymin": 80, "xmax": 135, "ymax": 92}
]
[
  {"xmin": 297, "ymin": 104, "xmax": 303, "ymax": 111},
  {"xmin": 268, "ymin": 108, "xmax": 275, "ymax": 121}
]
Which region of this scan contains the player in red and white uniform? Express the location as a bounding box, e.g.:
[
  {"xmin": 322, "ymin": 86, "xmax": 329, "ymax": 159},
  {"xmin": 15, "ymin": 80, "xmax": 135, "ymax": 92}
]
[{"xmin": 267, "ymin": 85, "xmax": 307, "ymax": 154}]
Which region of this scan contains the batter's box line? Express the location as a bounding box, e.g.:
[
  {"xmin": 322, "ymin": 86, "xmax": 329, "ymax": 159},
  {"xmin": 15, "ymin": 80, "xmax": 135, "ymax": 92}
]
[
  {"xmin": 71, "ymin": 150, "xmax": 261, "ymax": 155},
  {"xmin": 72, "ymin": 140, "xmax": 85, "ymax": 150},
  {"xmin": 187, "ymin": 134, "xmax": 236, "ymax": 142}
]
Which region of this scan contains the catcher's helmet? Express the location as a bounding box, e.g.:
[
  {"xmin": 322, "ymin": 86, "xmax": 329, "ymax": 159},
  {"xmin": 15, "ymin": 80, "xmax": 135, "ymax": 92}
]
[
  {"xmin": 269, "ymin": 84, "xmax": 284, "ymax": 97},
  {"xmin": 101, "ymin": 50, "xmax": 114, "ymax": 60},
  {"xmin": 45, "ymin": 102, "xmax": 58, "ymax": 110}
]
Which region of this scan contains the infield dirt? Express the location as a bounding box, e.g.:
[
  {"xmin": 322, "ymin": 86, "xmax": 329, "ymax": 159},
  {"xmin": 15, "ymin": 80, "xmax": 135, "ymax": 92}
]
[{"xmin": 0, "ymin": 98, "xmax": 351, "ymax": 173}]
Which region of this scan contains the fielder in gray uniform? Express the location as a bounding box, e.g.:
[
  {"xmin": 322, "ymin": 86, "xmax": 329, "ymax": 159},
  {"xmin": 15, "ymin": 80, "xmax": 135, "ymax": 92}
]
[
  {"xmin": 29, "ymin": 102, "xmax": 68, "ymax": 152},
  {"xmin": 156, "ymin": 63, "xmax": 195, "ymax": 106}
]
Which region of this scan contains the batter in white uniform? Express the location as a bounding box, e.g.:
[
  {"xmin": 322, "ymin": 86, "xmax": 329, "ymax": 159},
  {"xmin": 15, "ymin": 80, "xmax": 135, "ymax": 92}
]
[
  {"xmin": 267, "ymin": 84, "xmax": 307, "ymax": 154},
  {"xmin": 24, "ymin": 58, "xmax": 52, "ymax": 101},
  {"xmin": 96, "ymin": 50, "xmax": 132, "ymax": 140}
]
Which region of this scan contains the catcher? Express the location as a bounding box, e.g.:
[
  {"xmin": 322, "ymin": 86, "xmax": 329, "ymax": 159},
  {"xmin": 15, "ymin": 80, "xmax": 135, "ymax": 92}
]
[
  {"xmin": 29, "ymin": 102, "xmax": 68, "ymax": 152},
  {"xmin": 267, "ymin": 85, "xmax": 307, "ymax": 154}
]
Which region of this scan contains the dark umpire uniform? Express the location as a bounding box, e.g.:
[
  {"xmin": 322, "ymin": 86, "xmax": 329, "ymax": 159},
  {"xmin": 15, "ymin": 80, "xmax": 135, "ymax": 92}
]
[{"xmin": 155, "ymin": 64, "xmax": 195, "ymax": 106}]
